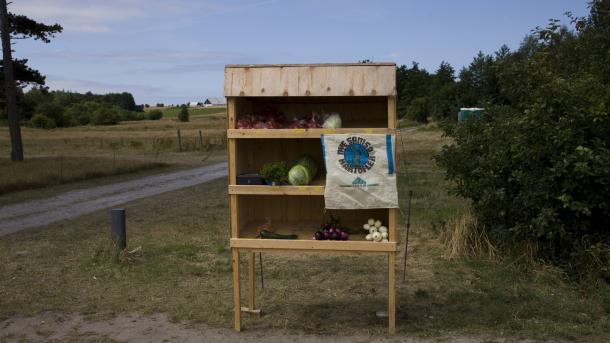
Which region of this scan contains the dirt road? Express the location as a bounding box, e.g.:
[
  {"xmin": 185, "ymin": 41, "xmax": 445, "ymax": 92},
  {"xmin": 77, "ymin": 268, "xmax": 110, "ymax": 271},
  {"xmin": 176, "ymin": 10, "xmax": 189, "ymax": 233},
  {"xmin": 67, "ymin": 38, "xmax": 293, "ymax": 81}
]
[
  {"xmin": 0, "ymin": 312, "xmax": 520, "ymax": 343},
  {"xmin": 0, "ymin": 163, "xmax": 227, "ymax": 236}
]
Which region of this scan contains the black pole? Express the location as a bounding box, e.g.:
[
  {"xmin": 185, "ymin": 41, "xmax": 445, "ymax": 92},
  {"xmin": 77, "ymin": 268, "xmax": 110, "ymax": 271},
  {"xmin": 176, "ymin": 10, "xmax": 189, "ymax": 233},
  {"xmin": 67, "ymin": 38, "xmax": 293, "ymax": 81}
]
[
  {"xmin": 402, "ymin": 190, "xmax": 413, "ymax": 282},
  {"xmin": 111, "ymin": 209, "xmax": 126, "ymax": 250}
]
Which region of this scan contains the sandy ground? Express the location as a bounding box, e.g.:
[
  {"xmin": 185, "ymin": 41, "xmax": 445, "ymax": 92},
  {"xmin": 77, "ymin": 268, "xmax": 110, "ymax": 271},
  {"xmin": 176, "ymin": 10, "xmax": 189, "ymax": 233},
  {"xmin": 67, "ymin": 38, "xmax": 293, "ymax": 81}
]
[
  {"xmin": 0, "ymin": 163, "xmax": 227, "ymax": 236},
  {"xmin": 0, "ymin": 312, "xmax": 548, "ymax": 343}
]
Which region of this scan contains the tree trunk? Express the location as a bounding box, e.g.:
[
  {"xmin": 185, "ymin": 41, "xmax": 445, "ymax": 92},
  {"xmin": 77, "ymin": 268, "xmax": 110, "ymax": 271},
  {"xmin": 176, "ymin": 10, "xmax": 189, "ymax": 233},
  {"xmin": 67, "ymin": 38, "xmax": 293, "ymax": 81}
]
[{"xmin": 0, "ymin": 0, "xmax": 23, "ymax": 161}]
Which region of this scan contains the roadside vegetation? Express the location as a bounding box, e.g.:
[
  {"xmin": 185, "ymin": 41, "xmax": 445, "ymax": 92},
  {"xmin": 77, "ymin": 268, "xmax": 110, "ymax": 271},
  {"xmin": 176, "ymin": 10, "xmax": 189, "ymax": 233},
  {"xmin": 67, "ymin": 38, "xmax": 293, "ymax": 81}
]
[
  {"xmin": 0, "ymin": 156, "xmax": 165, "ymax": 195},
  {"xmin": 436, "ymin": 1, "xmax": 610, "ymax": 281},
  {"xmin": 147, "ymin": 105, "xmax": 225, "ymax": 118},
  {"xmin": 0, "ymin": 113, "xmax": 227, "ymax": 194},
  {"xmin": 1, "ymin": 128, "xmax": 608, "ymax": 341}
]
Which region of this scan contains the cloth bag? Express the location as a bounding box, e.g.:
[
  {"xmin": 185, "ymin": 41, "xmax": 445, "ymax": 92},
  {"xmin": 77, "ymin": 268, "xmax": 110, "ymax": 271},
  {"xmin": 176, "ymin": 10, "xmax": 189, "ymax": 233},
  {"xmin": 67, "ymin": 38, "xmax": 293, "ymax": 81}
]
[{"xmin": 321, "ymin": 134, "xmax": 398, "ymax": 209}]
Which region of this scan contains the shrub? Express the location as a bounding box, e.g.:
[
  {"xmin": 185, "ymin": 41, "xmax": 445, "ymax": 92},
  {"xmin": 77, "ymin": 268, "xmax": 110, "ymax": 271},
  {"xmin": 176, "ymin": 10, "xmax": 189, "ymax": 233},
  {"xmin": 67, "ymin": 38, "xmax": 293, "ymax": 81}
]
[
  {"xmin": 119, "ymin": 110, "xmax": 138, "ymax": 121},
  {"xmin": 406, "ymin": 97, "xmax": 429, "ymax": 123},
  {"xmin": 178, "ymin": 105, "xmax": 189, "ymax": 122},
  {"xmin": 91, "ymin": 106, "xmax": 120, "ymax": 125},
  {"xmin": 30, "ymin": 114, "xmax": 56, "ymax": 129},
  {"xmin": 436, "ymin": 74, "xmax": 610, "ymax": 280},
  {"xmin": 147, "ymin": 109, "xmax": 163, "ymax": 120},
  {"xmin": 34, "ymin": 102, "xmax": 66, "ymax": 126}
]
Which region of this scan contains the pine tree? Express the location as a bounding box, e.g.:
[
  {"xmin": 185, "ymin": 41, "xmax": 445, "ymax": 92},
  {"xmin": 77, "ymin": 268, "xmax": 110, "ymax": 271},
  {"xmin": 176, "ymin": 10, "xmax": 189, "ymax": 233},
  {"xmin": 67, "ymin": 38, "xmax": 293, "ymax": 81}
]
[
  {"xmin": 0, "ymin": 0, "xmax": 62, "ymax": 161},
  {"xmin": 178, "ymin": 104, "xmax": 189, "ymax": 122}
]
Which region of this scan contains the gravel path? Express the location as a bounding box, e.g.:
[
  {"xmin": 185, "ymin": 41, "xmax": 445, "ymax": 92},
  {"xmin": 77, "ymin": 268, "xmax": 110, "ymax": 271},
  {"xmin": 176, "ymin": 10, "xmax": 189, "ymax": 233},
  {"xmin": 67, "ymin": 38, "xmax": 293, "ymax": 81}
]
[
  {"xmin": 0, "ymin": 162, "xmax": 227, "ymax": 236},
  {"xmin": 0, "ymin": 312, "xmax": 528, "ymax": 343}
]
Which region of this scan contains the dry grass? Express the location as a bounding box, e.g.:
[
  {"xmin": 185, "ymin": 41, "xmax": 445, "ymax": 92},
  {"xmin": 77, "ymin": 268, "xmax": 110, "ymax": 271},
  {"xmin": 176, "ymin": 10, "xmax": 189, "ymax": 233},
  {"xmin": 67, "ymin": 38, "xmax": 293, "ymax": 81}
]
[
  {"xmin": 441, "ymin": 212, "xmax": 498, "ymax": 260},
  {"xmin": 0, "ymin": 156, "xmax": 166, "ymax": 195},
  {"xmin": 0, "ymin": 113, "xmax": 227, "ymax": 157},
  {"xmin": 0, "ymin": 128, "xmax": 609, "ymax": 341},
  {"xmin": 0, "ymin": 114, "xmax": 228, "ymax": 193}
]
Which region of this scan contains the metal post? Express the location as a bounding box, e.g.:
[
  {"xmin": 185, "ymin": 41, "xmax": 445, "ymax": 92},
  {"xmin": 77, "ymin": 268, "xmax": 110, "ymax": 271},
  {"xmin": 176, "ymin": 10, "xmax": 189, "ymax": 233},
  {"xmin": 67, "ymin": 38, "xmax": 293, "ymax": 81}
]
[
  {"xmin": 177, "ymin": 129, "xmax": 182, "ymax": 152},
  {"xmin": 111, "ymin": 209, "xmax": 126, "ymax": 250}
]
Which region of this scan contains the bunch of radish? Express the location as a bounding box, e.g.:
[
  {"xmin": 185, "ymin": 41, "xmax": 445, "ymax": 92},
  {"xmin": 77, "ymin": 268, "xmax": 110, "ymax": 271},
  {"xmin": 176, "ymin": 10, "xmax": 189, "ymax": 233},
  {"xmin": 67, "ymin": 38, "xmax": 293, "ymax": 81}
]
[
  {"xmin": 236, "ymin": 109, "xmax": 287, "ymax": 129},
  {"xmin": 288, "ymin": 112, "xmax": 323, "ymax": 129},
  {"xmin": 363, "ymin": 218, "xmax": 388, "ymax": 242}
]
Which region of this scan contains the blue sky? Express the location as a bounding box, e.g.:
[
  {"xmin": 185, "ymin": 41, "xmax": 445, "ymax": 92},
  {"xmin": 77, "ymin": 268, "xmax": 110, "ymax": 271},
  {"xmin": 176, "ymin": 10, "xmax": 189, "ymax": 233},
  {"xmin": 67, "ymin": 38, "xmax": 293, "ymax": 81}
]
[{"xmin": 11, "ymin": 0, "xmax": 589, "ymax": 105}]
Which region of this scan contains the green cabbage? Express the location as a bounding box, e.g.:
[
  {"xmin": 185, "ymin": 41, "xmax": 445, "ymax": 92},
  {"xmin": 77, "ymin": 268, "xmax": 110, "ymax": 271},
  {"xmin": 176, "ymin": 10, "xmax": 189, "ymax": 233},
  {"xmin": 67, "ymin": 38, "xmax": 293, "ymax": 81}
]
[
  {"xmin": 288, "ymin": 164, "xmax": 311, "ymax": 185},
  {"xmin": 323, "ymin": 113, "xmax": 342, "ymax": 129},
  {"xmin": 288, "ymin": 154, "xmax": 318, "ymax": 185}
]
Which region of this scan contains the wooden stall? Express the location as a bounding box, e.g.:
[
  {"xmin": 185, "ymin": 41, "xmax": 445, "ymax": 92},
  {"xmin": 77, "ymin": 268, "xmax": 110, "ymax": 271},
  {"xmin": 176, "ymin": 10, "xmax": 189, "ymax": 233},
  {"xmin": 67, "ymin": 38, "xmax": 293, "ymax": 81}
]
[{"xmin": 225, "ymin": 63, "xmax": 398, "ymax": 333}]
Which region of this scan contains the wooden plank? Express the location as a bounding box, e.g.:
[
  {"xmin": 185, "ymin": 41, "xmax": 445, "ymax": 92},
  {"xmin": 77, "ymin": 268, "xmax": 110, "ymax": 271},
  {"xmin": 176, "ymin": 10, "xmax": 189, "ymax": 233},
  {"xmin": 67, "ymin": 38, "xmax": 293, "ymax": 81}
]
[
  {"xmin": 388, "ymin": 209, "xmax": 397, "ymax": 242},
  {"xmin": 224, "ymin": 65, "xmax": 396, "ymax": 97},
  {"xmin": 231, "ymin": 248, "xmax": 241, "ymax": 332},
  {"xmin": 227, "ymin": 97, "xmax": 236, "ymax": 129},
  {"xmin": 231, "ymin": 238, "xmax": 397, "ymax": 252},
  {"xmin": 230, "ymin": 195, "xmax": 238, "ymax": 238},
  {"xmin": 238, "ymin": 248, "xmax": 391, "ymax": 256},
  {"xmin": 227, "ymin": 128, "xmax": 395, "ymax": 139},
  {"xmin": 228, "ymin": 140, "xmax": 236, "ymax": 184},
  {"xmin": 387, "ymin": 96, "xmax": 397, "ymax": 129},
  {"xmin": 227, "ymin": 62, "xmax": 396, "ymax": 68},
  {"xmin": 229, "ymin": 184, "xmax": 325, "ymax": 196},
  {"xmin": 247, "ymin": 252, "xmax": 255, "ymax": 311},
  {"xmin": 388, "ymin": 252, "xmax": 396, "ymax": 334}
]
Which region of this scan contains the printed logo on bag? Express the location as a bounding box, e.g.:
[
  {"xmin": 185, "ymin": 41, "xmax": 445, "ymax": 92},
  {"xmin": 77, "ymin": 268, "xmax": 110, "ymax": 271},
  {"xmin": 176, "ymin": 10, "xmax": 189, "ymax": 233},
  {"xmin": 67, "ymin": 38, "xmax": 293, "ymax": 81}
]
[{"xmin": 337, "ymin": 136, "xmax": 376, "ymax": 174}]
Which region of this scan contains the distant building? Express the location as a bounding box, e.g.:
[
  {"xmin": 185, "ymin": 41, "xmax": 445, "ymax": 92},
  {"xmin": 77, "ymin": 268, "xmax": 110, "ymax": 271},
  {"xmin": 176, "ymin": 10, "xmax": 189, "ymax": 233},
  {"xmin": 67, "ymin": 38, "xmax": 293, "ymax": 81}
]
[
  {"xmin": 203, "ymin": 98, "xmax": 227, "ymax": 107},
  {"xmin": 189, "ymin": 101, "xmax": 203, "ymax": 107}
]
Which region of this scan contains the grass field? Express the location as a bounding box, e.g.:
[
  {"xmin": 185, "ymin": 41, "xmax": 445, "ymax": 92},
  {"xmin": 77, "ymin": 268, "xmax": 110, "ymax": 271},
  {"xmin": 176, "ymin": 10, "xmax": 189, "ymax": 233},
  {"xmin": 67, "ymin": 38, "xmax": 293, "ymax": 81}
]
[
  {"xmin": 0, "ymin": 113, "xmax": 227, "ymax": 194},
  {"xmin": 146, "ymin": 106, "xmax": 226, "ymax": 118},
  {"xmin": 0, "ymin": 129, "xmax": 608, "ymax": 341}
]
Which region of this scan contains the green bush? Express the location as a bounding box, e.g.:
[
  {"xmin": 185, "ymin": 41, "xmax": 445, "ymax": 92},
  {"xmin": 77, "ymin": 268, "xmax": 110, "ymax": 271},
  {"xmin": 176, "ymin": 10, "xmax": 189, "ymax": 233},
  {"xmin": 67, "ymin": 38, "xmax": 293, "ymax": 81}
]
[
  {"xmin": 91, "ymin": 106, "xmax": 120, "ymax": 125},
  {"xmin": 147, "ymin": 109, "xmax": 163, "ymax": 120},
  {"xmin": 34, "ymin": 102, "xmax": 66, "ymax": 126},
  {"xmin": 30, "ymin": 114, "xmax": 56, "ymax": 129},
  {"xmin": 436, "ymin": 74, "xmax": 610, "ymax": 279},
  {"xmin": 406, "ymin": 97, "xmax": 429, "ymax": 123},
  {"xmin": 178, "ymin": 105, "xmax": 189, "ymax": 122}
]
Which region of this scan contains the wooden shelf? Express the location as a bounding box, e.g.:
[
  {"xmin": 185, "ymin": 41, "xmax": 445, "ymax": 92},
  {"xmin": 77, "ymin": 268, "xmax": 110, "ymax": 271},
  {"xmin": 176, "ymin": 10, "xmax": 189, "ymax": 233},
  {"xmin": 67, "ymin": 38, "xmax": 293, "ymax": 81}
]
[
  {"xmin": 232, "ymin": 219, "xmax": 396, "ymax": 253},
  {"xmin": 231, "ymin": 238, "xmax": 396, "ymax": 253},
  {"xmin": 230, "ymin": 178, "xmax": 325, "ymax": 195},
  {"xmin": 228, "ymin": 127, "xmax": 395, "ymax": 139}
]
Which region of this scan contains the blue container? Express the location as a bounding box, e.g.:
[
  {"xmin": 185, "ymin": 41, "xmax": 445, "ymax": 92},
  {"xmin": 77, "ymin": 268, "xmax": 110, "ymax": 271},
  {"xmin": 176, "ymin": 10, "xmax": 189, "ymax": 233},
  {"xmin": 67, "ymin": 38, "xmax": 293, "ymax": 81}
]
[{"xmin": 458, "ymin": 107, "xmax": 484, "ymax": 122}]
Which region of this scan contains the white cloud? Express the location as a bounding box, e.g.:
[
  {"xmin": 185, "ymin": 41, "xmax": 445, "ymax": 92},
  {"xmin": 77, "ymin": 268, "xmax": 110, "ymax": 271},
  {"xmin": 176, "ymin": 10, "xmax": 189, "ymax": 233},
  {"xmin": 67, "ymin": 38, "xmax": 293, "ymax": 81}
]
[
  {"xmin": 46, "ymin": 75, "xmax": 167, "ymax": 95},
  {"xmin": 10, "ymin": 0, "xmax": 143, "ymax": 33},
  {"xmin": 10, "ymin": 0, "xmax": 281, "ymax": 33},
  {"xmin": 32, "ymin": 49, "xmax": 251, "ymax": 63}
]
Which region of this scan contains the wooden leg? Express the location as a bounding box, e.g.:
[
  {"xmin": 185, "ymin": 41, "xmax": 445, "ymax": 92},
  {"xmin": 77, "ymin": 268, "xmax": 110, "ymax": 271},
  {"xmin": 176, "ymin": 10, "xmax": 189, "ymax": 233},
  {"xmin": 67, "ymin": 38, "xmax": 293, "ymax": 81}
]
[
  {"xmin": 388, "ymin": 252, "xmax": 396, "ymax": 334},
  {"xmin": 232, "ymin": 248, "xmax": 241, "ymax": 332},
  {"xmin": 247, "ymin": 251, "xmax": 255, "ymax": 310}
]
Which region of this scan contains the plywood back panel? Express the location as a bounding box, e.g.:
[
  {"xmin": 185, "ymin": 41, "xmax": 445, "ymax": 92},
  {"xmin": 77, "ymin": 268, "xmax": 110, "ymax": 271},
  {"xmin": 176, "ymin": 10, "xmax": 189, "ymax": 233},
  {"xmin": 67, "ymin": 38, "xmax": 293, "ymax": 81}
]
[
  {"xmin": 234, "ymin": 96, "xmax": 388, "ymax": 128},
  {"xmin": 225, "ymin": 64, "xmax": 396, "ymax": 97},
  {"xmin": 235, "ymin": 139, "xmax": 325, "ymax": 176}
]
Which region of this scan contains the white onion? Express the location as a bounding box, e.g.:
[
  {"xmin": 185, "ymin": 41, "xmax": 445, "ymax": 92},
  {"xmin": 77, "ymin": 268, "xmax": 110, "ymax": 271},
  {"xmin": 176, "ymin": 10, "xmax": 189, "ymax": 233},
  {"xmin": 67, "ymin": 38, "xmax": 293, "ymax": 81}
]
[{"xmin": 372, "ymin": 232, "xmax": 382, "ymax": 242}]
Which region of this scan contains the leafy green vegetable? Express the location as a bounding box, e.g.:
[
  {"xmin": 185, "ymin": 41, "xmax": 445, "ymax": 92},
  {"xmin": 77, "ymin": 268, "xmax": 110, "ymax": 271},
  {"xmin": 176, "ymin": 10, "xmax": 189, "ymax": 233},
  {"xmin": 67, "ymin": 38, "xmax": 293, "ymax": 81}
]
[{"xmin": 259, "ymin": 161, "xmax": 289, "ymax": 184}]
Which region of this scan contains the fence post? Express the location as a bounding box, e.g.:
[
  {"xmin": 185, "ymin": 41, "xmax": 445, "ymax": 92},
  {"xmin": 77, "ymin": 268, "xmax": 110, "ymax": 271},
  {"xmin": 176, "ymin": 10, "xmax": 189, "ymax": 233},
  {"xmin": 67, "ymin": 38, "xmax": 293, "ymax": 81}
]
[
  {"xmin": 177, "ymin": 129, "xmax": 182, "ymax": 152},
  {"xmin": 59, "ymin": 155, "xmax": 63, "ymax": 182},
  {"xmin": 111, "ymin": 209, "xmax": 127, "ymax": 251}
]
